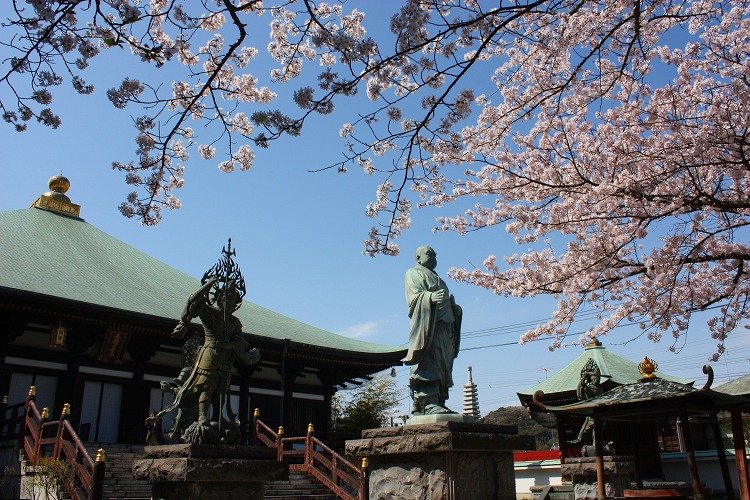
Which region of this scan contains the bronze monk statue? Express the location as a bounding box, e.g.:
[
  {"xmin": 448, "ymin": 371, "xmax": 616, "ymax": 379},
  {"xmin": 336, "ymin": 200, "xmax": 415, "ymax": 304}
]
[{"xmin": 404, "ymin": 246, "xmax": 462, "ymax": 415}]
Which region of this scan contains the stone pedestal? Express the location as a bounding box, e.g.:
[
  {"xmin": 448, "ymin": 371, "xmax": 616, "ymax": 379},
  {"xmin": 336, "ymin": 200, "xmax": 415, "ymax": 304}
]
[
  {"xmin": 346, "ymin": 422, "xmax": 535, "ymax": 500},
  {"xmin": 132, "ymin": 444, "xmax": 288, "ymax": 500},
  {"xmin": 561, "ymin": 456, "xmax": 634, "ymax": 500}
]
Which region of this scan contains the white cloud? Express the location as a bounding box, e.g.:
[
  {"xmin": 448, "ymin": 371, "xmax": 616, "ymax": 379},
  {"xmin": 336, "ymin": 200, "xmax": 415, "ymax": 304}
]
[{"xmin": 338, "ymin": 320, "xmax": 379, "ymax": 339}]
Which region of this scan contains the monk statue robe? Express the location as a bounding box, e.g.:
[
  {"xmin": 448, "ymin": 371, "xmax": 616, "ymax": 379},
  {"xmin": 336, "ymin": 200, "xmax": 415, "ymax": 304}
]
[{"xmin": 405, "ymin": 246, "xmax": 462, "ymax": 415}]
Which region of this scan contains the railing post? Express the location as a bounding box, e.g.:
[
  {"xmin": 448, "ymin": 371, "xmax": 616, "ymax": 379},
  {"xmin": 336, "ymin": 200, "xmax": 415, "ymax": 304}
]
[
  {"xmin": 25, "ymin": 386, "xmax": 36, "ymax": 408},
  {"xmin": 306, "ymin": 423, "xmax": 314, "ymax": 468},
  {"xmin": 54, "ymin": 403, "xmax": 70, "ymax": 459},
  {"xmin": 332, "ymin": 453, "xmax": 338, "ymax": 487},
  {"xmin": 360, "ymin": 457, "xmax": 369, "ymax": 500},
  {"xmin": 25, "ymin": 387, "xmax": 37, "ymax": 463},
  {"xmin": 35, "ymin": 408, "xmax": 49, "ymax": 460},
  {"xmin": 88, "ymin": 448, "xmax": 105, "ymax": 500},
  {"xmin": 276, "ymin": 426, "xmax": 284, "ymax": 462},
  {"xmin": 252, "ymin": 408, "xmax": 259, "ymax": 446}
]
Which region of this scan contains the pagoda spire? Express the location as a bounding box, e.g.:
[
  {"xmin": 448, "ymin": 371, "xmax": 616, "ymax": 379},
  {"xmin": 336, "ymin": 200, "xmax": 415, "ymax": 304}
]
[{"xmin": 462, "ymin": 366, "xmax": 480, "ymax": 418}]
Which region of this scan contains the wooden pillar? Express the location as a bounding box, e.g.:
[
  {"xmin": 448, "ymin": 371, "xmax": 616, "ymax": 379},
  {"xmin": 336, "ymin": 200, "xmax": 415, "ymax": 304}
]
[
  {"xmin": 630, "ymin": 421, "xmax": 643, "ymax": 489},
  {"xmin": 124, "ymin": 368, "xmax": 149, "ymax": 444},
  {"xmin": 238, "ymin": 368, "xmax": 250, "ymax": 443},
  {"xmin": 279, "ymin": 340, "xmax": 289, "ymax": 431},
  {"xmin": 594, "ymin": 418, "xmax": 605, "ymax": 500},
  {"xmin": 679, "ymin": 411, "xmax": 703, "ymax": 500},
  {"xmin": 731, "ymin": 408, "xmax": 749, "ymax": 500},
  {"xmin": 557, "ymin": 417, "xmax": 568, "ymax": 465},
  {"xmin": 710, "ymin": 412, "xmax": 735, "ymax": 500},
  {"xmin": 321, "ymin": 387, "xmax": 335, "ymax": 434}
]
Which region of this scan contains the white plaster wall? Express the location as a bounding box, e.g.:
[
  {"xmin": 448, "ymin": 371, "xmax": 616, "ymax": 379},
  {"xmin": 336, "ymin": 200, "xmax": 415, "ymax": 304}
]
[
  {"xmin": 514, "ymin": 450, "xmax": 743, "ymax": 498},
  {"xmin": 515, "ymin": 461, "xmax": 563, "ymax": 499},
  {"xmin": 660, "ymin": 450, "xmax": 739, "ymax": 491}
]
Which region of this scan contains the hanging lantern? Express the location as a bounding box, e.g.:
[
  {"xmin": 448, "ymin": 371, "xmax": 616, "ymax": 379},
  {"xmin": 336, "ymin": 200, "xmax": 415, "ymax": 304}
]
[{"xmin": 48, "ymin": 322, "xmax": 68, "ymax": 348}]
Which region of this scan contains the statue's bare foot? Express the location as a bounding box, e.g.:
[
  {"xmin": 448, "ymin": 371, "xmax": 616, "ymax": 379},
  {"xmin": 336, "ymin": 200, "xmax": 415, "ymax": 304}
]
[{"xmin": 182, "ymin": 420, "xmax": 220, "ymax": 444}]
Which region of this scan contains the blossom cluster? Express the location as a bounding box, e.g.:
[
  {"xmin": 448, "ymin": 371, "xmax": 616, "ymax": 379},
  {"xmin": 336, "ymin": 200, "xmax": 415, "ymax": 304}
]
[{"xmin": 4, "ymin": 0, "xmax": 750, "ymax": 356}]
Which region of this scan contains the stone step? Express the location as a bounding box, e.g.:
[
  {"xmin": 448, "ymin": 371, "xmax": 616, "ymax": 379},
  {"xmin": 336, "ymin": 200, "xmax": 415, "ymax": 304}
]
[{"xmin": 263, "ymin": 470, "xmax": 340, "ymax": 500}]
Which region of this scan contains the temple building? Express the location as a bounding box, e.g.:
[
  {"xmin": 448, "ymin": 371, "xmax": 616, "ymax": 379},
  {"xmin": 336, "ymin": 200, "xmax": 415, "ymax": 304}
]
[{"xmin": 0, "ymin": 176, "xmax": 406, "ymax": 443}]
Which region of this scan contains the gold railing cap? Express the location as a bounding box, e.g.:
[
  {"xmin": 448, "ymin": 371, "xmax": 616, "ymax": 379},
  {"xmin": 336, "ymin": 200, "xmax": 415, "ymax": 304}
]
[
  {"xmin": 62, "ymin": 403, "xmax": 71, "ymax": 415},
  {"xmin": 278, "ymin": 426, "xmax": 284, "ymax": 435},
  {"xmin": 308, "ymin": 423, "xmax": 314, "ymax": 433},
  {"xmin": 1, "ymin": 395, "xmax": 7, "ymax": 404},
  {"xmin": 28, "ymin": 386, "xmax": 36, "ymax": 396},
  {"xmin": 96, "ymin": 449, "xmax": 105, "ymax": 462},
  {"xmin": 254, "ymin": 408, "xmax": 260, "ymax": 417},
  {"xmin": 41, "ymin": 408, "xmax": 49, "ymax": 419},
  {"xmin": 361, "ymin": 457, "xmax": 369, "ymax": 469}
]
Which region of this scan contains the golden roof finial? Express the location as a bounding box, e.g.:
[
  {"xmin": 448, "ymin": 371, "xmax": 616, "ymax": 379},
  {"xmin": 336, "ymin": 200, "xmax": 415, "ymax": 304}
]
[
  {"xmin": 47, "ymin": 175, "xmax": 71, "ymax": 200},
  {"xmin": 586, "ymin": 338, "xmax": 602, "ymax": 348},
  {"xmin": 638, "ymin": 356, "xmax": 658, "ymax": 379},
  {"xmin": 31, "ymin": 175, "xmax": 81, "ymax": 218}
]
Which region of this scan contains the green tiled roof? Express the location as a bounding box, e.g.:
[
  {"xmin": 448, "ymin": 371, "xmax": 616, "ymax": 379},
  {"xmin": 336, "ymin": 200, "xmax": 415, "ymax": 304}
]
[
  {"xmin": 0, "ymin": 208, "xmax": 404, "ymax": 356},
  {"xmin": 715, "ymin": 373, "xmax": 750, "ymax": 397},
  {"xmin": 517, "ymin": 343, "xmax": 693, "ymax": 398},
  {"xmin": 543, "ymin": 377, "xmax": 749, "ymax": 415}
]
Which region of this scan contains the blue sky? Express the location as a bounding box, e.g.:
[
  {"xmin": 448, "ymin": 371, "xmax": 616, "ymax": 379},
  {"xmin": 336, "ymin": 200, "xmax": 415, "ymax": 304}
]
[{"xmin": 1, "ymin": 3, "xmax": 749, "ymax": 420}]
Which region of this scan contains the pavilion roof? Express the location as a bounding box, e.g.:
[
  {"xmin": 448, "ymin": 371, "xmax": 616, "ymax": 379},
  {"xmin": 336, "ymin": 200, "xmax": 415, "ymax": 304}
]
[
  {"xmin": 0, "ymin": 206, "xmax": 405, "ymax": 358},
  {"xmin": 517, "ymin": 341, "xmax": 693, "ymax": 401},
  {"xmin": 536, "ymin": 375, "xmax": 749, "ymax": 419}
]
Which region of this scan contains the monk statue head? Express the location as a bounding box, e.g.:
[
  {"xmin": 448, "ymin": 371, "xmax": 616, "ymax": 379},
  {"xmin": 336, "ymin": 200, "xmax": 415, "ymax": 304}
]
[{"xmin": 415, "ymin": 246, "xmax": 437, "ymax": 270}]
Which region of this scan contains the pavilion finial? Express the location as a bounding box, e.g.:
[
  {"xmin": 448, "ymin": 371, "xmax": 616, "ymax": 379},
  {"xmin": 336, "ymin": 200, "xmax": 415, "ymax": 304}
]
[{"xmin": 638, "ymin": 356, "xmax": 658, "ymax": 380}]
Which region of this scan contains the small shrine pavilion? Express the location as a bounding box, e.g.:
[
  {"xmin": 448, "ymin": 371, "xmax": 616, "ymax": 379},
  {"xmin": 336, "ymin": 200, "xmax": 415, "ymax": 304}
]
[
  {"xmin": 0, "ymin": 176, "xmax": 406, "ymax": 443},
  {"xmin": 517, "ymin": 339, "xmax": 694, "ymax": 475},
  {"xmin": 534, "ymin": 363, "xmax": 750, "ymax": 500}
]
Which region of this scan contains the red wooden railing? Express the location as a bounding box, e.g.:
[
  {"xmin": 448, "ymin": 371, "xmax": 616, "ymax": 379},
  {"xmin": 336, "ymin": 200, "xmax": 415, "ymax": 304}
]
[
  {"xmin": 253, "ymin": 409, "xmax": 369, "ymax": 500},
  {"xmin": 18, "ymin": 387, "xmax": 105, "ymax": 500}
]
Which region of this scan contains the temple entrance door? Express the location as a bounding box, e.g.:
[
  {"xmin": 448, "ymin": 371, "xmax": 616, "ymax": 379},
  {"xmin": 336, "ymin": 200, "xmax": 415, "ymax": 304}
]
[
  {"xmin": 81, "ymin": 381, "xmax": 123, "ymax": 443},
  {"xmin": 8, "ymin": 373, "xmax": 58, "ymax": 414}
]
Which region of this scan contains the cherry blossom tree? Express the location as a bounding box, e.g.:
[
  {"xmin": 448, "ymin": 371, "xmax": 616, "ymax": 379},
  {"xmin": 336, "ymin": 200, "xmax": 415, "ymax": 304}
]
[{"xmin": 3, "ymin": 0, "xmax": 750, "ymax": 355}]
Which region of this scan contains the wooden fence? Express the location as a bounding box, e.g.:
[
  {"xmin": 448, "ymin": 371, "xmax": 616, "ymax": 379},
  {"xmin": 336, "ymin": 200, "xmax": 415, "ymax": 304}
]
[
  {"xmin": 253, "ymin": 409, "xmax": 369, "ymax": 500},
  {"xmin": 7, "ymin": 387, "xmax": 105, "ymax": 500}
]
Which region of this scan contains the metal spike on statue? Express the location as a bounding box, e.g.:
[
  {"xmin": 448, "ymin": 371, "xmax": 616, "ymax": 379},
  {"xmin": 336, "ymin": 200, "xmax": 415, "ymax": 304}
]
[
  {"xmin": 202, "ymin": 238, "xmax": 246, "ymax": 313},
  {"xmin": 147, "ymin": 238, "xmax": 260, "ymax": 445}
]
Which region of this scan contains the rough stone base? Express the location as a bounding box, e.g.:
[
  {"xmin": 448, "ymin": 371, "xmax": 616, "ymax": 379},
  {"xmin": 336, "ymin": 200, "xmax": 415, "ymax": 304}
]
[
  {"xmin": 132, "ymin": 444, "xmax": 288, "ymax": 500},
  {"xmin": 346, "ymin": 421, "xmax": 535, "ymax": 500},
  {"xmin": 561, "ymin": 456, "xmax": 634, "ymax": 500}
]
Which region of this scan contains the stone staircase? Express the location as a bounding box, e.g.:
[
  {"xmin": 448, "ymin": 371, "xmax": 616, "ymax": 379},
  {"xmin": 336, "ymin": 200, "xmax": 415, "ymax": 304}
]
[
  {"xmin": 88, "ymin": 443, "xmax": 151, "ymax": 500},
  {"xmin": 90, "ymin": 444, "xmax": 340, "ymax": 500},
  {"xmin": 264, "ymin": 470, "xmax": 337, "ymax": 500}
]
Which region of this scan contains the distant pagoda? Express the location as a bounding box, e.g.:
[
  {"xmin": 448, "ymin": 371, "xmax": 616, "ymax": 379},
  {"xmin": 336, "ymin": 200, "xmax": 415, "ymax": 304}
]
[{"xmin": 462, "ymin": 366, "xmax": 480, "ymax": 418}]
